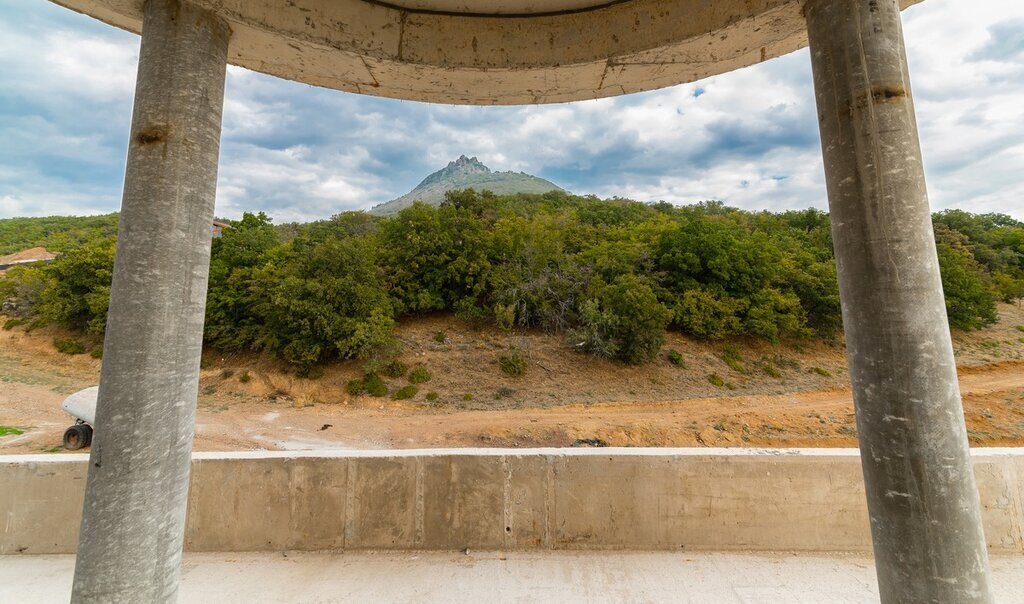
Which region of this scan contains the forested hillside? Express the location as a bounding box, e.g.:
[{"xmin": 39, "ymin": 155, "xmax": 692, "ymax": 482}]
[
  {"xmin": 0, "ymin": 213, "xmax": 118, "ymax": 256},
  {"xmin": 2, "ymin": 191, "xmax": 1022, "ymax": 371}
]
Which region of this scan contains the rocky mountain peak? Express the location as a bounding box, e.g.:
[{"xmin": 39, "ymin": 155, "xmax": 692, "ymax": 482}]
[
  {"xmin": 369, "ymin": 155, "xmax": 564, "ymax": 215},
  {"xmin": 448, "ymin": 155, "xmax": 489, "ymax": 173}
]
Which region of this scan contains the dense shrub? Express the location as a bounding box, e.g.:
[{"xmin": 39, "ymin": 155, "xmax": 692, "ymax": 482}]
[
  {"xmin": 487, "ymin": 212, "xmax": 591, "ymax": 332},
  {"xmin": 35, "ymin": 237, "xmax": 115, "ymax": 335},
  {"xmin": 204, "ymin": 212, "xmax": 281, "ymax": 351},
  {"xmin": 53, "ymin": 338, "xmax": 86, "ymax": 355},
  {"xmin": 409, "ymin": 367, "xmax": 432, "ymax": 384},
  {"xmin": 759, "ymin": 358, "xmax": 781, "ymax": 378},
  {"xmin": 378, "ymin": 202, "xmax": 490, "ymax": 314},
  {"xmin": 3, "ymin": 192, "xmax": 1020, "ymax": 370},
  {"xmin": 363, "ymin": 372, "xmax": 388, "ymax": 397},
  {"xmin": 720, "ymin": 346, "xmax": 745, "ymax": 373},
  {"xmin": 346, "ymin": 378, "xmax": 365, "ymax": 395},
  {"xmin": 932, "ymin": 210, "xmax": 1024, "ymax": 306},
  {"xmin": 494, "ymin": 303, "xmax": 516, "ymax": 330},
  {"xmin": 0, "ymin": 265, "xmax": 48, "ymax": 319},
  {"xmin": 672, "ymin": 288, "xmax": 743, "ymax": 339},
  {"xmin": 380, "ymin": 360, "xmax": 408, "ymax": 378},
  {"xmin": 3, "ymin": 318, "xmax": 26, "ymax": 330},
  {"xmin": 657, "ymin": 215, "xmax": 816, "ymax": 341},
  {"xmin": 249, "ymin": 236, "xmax": 395, "ymax": 365},
  {"xmin": 498, "ymin": 348, "xmax": 528, "ymax": 377},
  {"xmin": 934, "ymin": 225, "xmax": 999, "ymax": 330},
  {"xmin": 392, "ymin": 385, "xmax": 418, "ymax": 400},
  {"xmin": 570, "ymin": 275, "xmax": 671, "ymax": 364}
]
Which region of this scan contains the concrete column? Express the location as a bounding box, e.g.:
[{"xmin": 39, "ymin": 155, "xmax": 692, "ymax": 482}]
[
  {"xmin": 804, "ymin": 0, "xmax": 992, "ymax": 601},
  {"xmin": 70, "ymin": 1, "xmax": 229, "ymax": 602}
]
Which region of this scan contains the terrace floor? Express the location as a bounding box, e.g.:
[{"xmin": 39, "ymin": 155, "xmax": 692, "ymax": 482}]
[{"xmin": 5, "ymin": 551, "xmax": 1024, "ymax": 603}]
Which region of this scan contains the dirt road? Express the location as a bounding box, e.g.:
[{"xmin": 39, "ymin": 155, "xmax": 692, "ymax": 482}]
[{"xmin": 4, "ymin": 360, "xmax": 1023, "ymax": 453}]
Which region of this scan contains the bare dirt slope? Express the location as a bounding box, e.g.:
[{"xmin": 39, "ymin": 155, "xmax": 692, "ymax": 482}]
[
  {"xmin": 2, "ymin": 304, "xmax": 1023, "ymax": 453},
  {"xmin": 0, "ymin": 247, "xmax": 56, "ymax": 265},
  {"xmin": 0, "ymin": 247, "xmax": 57, "ymax": 274}
]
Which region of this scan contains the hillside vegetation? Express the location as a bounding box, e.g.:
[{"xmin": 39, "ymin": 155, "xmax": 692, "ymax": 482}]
[
  {"xmin": 0, "ymin": 213, "xmax": 118, "ymax": 255},
  {"xmin": 2, "ymin": 191, "xmax": 1022, "ymax": 374}
]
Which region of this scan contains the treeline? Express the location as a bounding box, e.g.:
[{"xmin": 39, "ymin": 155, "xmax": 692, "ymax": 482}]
[
  {"xmin": 0, "ymin": 213, "xmax": 119, "ymax": 256},
  {"xmin": 2, "ymin": 191, "xmax": 1022, "ymax": 368}
]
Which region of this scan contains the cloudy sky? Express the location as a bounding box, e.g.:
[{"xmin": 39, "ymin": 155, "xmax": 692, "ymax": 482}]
[{"xmin": 1, "ymin": 0, "xmax": 1022, "ymax": 222}]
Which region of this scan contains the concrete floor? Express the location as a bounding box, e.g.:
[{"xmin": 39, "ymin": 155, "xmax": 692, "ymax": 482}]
[{"xmin": 3, "ymin": 551, "xmax": 1024, "ymax": 603}]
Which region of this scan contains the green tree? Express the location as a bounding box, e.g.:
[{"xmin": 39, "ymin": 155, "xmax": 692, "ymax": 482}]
[
  {"xmin": 250, "ymin": 236, "xmax": 395, "ymax": 366},
  {"xmin": 205, "ymin": 212, "xmax": 280, "ymax": 350},
  {"xmin": 35, "ymin": 237, "xmax": 116, "ymax": 335},
  {"xmin": 487, "ymin": 212, "xmax": 588, "ymax": 331},
  {"xmin": 570, "ymin": 275, "xmax": 671, "ymax": 364},
  {"xmin": 935, "ymin": 225, "xmax": 998, "ymax": 330},
  {"xmin": 672, "ymin": 287, "xmax": 744, "ymax": 339},
  {"xmin": 379, "ymin": 202, "xmax": 491, "ymax": 314},
  {"xmin": 656, "ymin": 214, "xmax": 811, "ymax": 341}
]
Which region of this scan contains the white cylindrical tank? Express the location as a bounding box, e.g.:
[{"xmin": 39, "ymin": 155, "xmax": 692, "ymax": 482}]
[{"xmin": 61, "ymin": 386, "xmax": 98, "ymax": 425}]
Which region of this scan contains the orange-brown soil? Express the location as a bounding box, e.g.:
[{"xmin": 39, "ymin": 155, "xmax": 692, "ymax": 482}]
[
  {"xmin": 0, "ymin": 247, "xmax": 57, "ymax": 266},
  {"xmin": 2, "ymin": 304, "xmax": 1023, "ymax": 453}
]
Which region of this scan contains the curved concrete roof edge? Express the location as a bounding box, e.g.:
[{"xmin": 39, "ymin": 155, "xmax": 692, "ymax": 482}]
[{"xmin": 50, "ymin": 0, "xmax": 923, "ymax": 104}]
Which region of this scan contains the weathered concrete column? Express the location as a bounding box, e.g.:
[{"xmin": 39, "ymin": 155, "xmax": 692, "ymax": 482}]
[
  {"xmin": 804, "ymin": 0, "xmax": 992, "ymax": 601},
  {"xmin": 70, "ymin": 1, "xmax": 229, "ymax": 601}
]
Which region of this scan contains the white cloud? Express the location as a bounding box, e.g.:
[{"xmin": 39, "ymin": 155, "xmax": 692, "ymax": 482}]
[
  {"xmin": 1, "ymin": 0, "xmax": 1022, "ymax": 221},
  {"xmin": 905, "ymin": 0, "xmax": 1024, "ymax": 214}
]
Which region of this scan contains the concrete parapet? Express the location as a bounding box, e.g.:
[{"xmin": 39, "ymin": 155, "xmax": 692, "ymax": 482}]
[{"xmin": 3, "ymin": 448, "xmax": 1023, "ymax": 555}]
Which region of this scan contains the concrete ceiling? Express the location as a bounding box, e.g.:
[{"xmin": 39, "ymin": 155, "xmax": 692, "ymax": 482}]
[
  {"xmin": 378, "ymin": 0, "xmax": 620, "ymax": 15},
  {"xmin": 50, "ymin": 0, "xmax": 923, "ymax": 105}
]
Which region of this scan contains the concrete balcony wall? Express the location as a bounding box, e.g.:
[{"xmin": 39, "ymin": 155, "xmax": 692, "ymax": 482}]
[{"xmin": 3, "ymin": 448, "xmax": 1023, "ymax": 555}]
